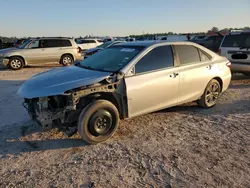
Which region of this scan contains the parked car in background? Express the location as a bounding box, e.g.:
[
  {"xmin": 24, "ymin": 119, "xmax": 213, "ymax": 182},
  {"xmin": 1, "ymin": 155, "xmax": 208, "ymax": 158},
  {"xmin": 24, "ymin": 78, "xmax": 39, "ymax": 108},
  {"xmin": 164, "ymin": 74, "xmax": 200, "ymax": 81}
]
[
  {"xmin": 103, "ymin": 37, "xmax": 113, "ymax": 42},
  {"xmin": 195, "ymin": 33, "xmax": 224, "ymax": 52},
  {"xmin": 18, "ymin": 41, "xmax": 231, "ymax": 144},
  {"xmin": 76, "ymin": 39, "xmax": 103, "ymax": 51},
  {"xmin": 190, "ymin": 35, "xmax": 206, "ymax": 42},
  {"xmin": 157, "ymin": 36, "xmax": 168, "ymax": 40},
  {"xmin": 219, "ymin": 30, "xmax": 250, "ymax": 75},
  {"xmin": 82, "ymin": 41, "xmax": 126, "ymax": 58},
  {"xmin": 13, "ymin": 39, "xmax": 27, "ymax": 47},
  {"xmin": 0, "ymin": 37, "xmax": 83, "ymax": 70},
  {"xmin": 125, "ymin": 37, "xmax": 136, "ymax": 42}
]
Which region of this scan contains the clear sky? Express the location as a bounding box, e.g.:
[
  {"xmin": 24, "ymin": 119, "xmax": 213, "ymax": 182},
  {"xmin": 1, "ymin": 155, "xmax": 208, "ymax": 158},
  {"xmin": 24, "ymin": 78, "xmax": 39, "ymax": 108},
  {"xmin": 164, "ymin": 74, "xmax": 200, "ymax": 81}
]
[{"xmin": 0, "ymin": 0, "xmax": 250, "ymax": 37}]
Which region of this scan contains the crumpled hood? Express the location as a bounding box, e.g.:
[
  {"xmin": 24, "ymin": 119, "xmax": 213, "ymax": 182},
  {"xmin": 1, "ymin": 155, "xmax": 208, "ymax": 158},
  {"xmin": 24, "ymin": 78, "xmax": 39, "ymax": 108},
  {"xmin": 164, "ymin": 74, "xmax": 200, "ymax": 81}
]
[{"xmin": 17, "ymin": 65, "xmax": 112, "ymax": 99}]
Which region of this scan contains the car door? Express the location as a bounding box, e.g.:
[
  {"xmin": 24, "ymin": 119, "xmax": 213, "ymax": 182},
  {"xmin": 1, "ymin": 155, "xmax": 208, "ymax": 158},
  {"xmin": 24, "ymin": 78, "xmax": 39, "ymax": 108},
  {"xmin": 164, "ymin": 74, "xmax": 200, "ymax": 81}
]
[
  {"xmin": 125, "ymin": 45, "xmax": 179, "ymax": 118},
  {"xmin": 41, "ymin": 39, "xmax": 61, "ymax": 63},
  {"xmin": 89, "ymin": 40, "xmax": 97, "ymax": 48},
  {"xmin": 174, "ymin": 44, "xmax": 214, "ymax": 104},
  {"xmin": 23, "ymin": 39, "xmax": 48, "ymax": 64}
]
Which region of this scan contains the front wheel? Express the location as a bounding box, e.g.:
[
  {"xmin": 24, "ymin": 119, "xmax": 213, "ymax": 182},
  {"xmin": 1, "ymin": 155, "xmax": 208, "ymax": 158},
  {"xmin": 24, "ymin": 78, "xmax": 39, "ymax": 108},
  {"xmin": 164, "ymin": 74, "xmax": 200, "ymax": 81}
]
[
  {"xmin": 77, "ymin": 100, "xmax": 119, "ymax": 144},
  {"xmin": 198, "ymin": 79, "xmax": 221, "ymax": 108},
  {"xmin": 9, "ymin": 57, "xmax": 24, "ymax": 70},
  {"xmin": 243, "ymin": 73, "xmax": 250, "ymax": 77}
]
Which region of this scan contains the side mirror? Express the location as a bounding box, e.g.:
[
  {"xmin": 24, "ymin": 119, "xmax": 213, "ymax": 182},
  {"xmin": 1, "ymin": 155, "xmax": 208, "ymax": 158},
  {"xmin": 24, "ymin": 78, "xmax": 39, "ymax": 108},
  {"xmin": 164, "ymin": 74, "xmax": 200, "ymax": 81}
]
[
  {"xmin": 126, "ymin": 67, "xmax": 135, "ymax": 77},
  {"xmin": 117, "ymin": 72, "xmax": 125, "ymax": 80}
]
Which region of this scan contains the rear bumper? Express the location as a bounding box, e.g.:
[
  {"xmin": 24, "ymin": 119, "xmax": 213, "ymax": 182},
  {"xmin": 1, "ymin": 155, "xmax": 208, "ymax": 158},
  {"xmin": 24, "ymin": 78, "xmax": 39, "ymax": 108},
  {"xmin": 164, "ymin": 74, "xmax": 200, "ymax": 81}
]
[
  {"xmin": 221, "ymin": 72, "xmax": 231, "ymax": 93},
  {"xmin": 230, "ymin": 62, "xmax": 250, "ymax": 73},
  {"xmin": 74, "ymin": 54, "xmax": 84, "ymax": 61}
]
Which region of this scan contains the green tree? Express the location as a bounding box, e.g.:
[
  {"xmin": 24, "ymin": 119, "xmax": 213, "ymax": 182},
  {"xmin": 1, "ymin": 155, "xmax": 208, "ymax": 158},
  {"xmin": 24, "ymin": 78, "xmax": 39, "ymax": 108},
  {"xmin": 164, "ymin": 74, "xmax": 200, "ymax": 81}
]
[{"xmin": 211, "ymin": 27, "xmax": 219, "ymax": 32}]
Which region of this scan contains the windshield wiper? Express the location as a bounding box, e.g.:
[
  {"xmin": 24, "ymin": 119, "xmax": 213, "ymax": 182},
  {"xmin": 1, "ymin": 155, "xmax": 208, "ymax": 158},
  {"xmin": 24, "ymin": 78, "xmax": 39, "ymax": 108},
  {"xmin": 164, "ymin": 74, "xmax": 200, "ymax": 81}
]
[{"xmin": 79, "ymin": 64, "xmax": 112, "ymax": 72}]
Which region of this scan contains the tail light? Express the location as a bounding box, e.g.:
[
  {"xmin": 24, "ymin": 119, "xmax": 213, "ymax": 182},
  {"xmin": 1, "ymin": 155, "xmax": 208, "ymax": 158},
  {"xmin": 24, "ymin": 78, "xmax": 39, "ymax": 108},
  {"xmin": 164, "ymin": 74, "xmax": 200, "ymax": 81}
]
[
  {"xmin": 218, "ymin": 48, "xmax": 221, "ymax": 55},
  {"xmin": 77, "ymin": 47, "xmax": 81, "ymax": 53},
  {"xmin": 226, "ymin": 61, "xmax": 231, "ymax": 68}
]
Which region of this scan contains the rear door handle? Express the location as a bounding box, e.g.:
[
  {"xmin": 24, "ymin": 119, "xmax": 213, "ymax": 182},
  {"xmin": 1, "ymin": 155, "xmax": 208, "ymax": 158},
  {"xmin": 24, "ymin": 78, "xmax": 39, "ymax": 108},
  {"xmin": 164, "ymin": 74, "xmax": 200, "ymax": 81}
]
[
  {"xmin": 170, "ymin": 73, "xmax": 179, "ymax": 78},
  {"xmin": 207, "ymin": 65, "xmax": 212, "ymax": 69}
]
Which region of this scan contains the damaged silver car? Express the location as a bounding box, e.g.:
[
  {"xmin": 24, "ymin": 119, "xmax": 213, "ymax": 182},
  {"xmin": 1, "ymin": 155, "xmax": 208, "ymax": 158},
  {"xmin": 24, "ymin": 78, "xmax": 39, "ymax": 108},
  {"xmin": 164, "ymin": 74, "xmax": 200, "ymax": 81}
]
[{"xmin": 18, "ymin": 41, "xmax": 231, "ymax": 144}]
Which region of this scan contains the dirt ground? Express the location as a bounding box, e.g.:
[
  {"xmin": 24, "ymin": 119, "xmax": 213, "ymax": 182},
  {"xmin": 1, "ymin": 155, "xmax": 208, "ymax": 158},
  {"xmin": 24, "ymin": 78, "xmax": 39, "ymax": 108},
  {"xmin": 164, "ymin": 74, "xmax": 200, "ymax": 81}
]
[{"xmin": 0, "ymin": 64, "xmax": 249, "ymax": 188}]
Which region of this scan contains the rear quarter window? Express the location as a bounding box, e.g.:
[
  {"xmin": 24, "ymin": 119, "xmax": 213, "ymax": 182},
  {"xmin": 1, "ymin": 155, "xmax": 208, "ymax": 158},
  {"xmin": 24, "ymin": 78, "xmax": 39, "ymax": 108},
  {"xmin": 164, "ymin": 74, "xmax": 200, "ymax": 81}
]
[
  {"xmin": 175, "ymin": 45, "xmax": 200, "ymax": 65},
  {"xmin": 198, "ymin": 49, "xmax": 212, "ymax": 61},
  {"xmin": 59, "ymin": 40, "xmax": 72, "ymax": 47}
]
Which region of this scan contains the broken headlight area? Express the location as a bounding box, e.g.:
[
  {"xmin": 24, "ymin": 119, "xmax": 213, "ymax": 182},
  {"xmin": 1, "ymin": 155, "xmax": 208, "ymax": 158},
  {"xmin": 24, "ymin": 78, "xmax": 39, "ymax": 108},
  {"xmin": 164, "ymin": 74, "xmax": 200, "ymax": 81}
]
[
  {"xmin": 22, "ymin": 80, "xmax": 121, "ymax": 132},
  {"xmin": 23, "ymin": 95, "xmax": 71, "ymax": 130}
]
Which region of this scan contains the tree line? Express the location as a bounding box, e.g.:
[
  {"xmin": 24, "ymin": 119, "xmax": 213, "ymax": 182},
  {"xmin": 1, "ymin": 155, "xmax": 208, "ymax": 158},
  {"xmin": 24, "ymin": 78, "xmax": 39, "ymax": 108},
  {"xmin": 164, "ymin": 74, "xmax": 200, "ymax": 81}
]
[
  {"xmin": 1, "ymin": 26, "xmax": 249, "ymax": 42},
  {"xmin": 129, "ymin": 26, "xmax": 250, "ymax": 39}
]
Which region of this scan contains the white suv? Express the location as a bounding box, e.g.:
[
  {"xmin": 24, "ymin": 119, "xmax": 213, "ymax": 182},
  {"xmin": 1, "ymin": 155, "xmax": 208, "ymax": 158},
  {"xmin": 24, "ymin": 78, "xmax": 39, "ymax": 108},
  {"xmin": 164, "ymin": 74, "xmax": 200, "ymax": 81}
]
[
  {"xmin": 219, "ymin": 30, "xmax": 250, "ymax": 75},
  {"xmin": 76, "ymin": 39, "xmax": 103, "ymax": 51},
  {"xmin": 0, "ymin": 37, "xmax": 83, "ymax": 70}
]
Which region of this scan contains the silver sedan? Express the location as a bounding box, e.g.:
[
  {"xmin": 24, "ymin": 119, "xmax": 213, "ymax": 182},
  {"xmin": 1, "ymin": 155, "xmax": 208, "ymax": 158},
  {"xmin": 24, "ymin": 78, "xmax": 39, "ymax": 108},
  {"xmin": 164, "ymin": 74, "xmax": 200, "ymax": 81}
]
[{"xmin": 18, "ymin": 41, "xmax": 232, "ymax": 144}]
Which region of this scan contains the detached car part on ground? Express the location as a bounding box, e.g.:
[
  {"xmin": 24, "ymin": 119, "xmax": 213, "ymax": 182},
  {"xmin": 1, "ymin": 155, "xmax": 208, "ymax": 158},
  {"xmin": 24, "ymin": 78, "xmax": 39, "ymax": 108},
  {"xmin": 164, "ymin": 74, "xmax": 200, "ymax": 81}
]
[{"xmin": 18, "ymin": 41, "xmax": 231, "ymax": 144}]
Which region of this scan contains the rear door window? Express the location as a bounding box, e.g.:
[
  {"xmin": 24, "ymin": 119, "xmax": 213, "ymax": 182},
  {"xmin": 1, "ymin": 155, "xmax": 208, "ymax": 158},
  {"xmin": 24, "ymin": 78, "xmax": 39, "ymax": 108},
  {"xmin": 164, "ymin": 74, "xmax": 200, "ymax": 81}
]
[
  {"xmin": 221, "ymin": 33, "xmax": 250, "ymax": 47},
  {"xmin": 88, "ymin": 40, "xmax": 96, "ymax": 44},
  {"xmin": 43, "ymin": 39, "xmax": 60, "ymax": 48},
  {"xmin": 175, "ymin": 45, "xmax": 200, "ymax": 65},
  {"xmin": 135, "ymin": 45, "xmax": 174, "ymax": 74},
  {"xmin": 80, "ymin": 40, "xmax": 89, "ymax": 44}
]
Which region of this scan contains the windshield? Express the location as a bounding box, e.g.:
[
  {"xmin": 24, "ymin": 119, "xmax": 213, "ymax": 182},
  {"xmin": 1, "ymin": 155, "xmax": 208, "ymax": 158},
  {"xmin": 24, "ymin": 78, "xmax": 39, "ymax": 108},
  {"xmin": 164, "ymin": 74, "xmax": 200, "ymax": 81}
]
[
  {"xmin": 221, "ymin": 33, "xmax": 250, "ymax": 47},
  {"xmin": 97, "ymin": 41, "xmax": 113, "ymax": 49},
  {"xmin": 18, "ymin": 39, "xmax": 32, "ymax": 49},
  {"xmin": 79, "ymin": 46, "xmax": 144, "ymax": 72}
]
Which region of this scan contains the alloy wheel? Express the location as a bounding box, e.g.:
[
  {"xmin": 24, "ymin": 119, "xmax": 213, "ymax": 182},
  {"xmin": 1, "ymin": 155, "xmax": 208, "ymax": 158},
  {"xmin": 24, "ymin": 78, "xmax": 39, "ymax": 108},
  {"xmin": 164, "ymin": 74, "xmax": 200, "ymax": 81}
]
[
  {"xmin": 10, "ymin": 59, "xmax": 22, "ymax": 69},
  {"xmin": 205, "ymin": 82, "xmax": 220, "ymax": 105}
]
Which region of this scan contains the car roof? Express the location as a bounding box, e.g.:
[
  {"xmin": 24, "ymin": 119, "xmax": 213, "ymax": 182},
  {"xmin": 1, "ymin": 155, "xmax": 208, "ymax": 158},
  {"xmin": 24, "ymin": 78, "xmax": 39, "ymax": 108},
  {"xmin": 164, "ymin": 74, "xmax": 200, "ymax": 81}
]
[
  {"xmin": 226, "ymin": 31, "xmax": 250, "ymax": 35},
  {"xmin": 28, "ymin": 37, "xmax": 73, "ymax": 40},
  {"xmin": 114, "ymin": 41, "xmax": 200, "ymax": 47}
]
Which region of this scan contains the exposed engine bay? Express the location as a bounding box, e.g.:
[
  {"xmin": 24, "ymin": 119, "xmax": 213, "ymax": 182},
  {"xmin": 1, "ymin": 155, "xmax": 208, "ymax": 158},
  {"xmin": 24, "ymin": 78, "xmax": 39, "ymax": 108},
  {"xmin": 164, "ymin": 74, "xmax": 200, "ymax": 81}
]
[{"xmin": 22, "ymin": 74, "xmax": 127, "ymax": 135}]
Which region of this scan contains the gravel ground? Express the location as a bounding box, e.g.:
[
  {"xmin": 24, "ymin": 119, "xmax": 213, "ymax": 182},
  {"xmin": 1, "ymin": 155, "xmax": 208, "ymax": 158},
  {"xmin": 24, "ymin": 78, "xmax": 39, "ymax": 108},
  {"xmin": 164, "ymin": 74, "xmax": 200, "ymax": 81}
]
[{"xmin": 0, "ymin": 65, "xmax": 250, "ymax": 188}]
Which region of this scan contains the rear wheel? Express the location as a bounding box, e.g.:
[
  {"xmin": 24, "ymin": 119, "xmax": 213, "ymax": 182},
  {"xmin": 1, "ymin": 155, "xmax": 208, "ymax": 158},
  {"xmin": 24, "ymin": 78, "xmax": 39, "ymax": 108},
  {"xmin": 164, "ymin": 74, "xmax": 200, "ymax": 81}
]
[
  {"xmin": 9, "ymin": 57, "xmax": 24, "ymax": 70},
  {"xmin": 60, "ymin": 54, "xmax": 73, "ymax": 66},
  {"xmin": 77, "ymin": 100, "xmax": 119, "ymax": 144},
  {"xmin": 198, "ymin": 79, "xmax": 221, "ymax": 108},
  {"xmin": 243, "ymin": 73, "xmax": 250, "ymax": 76}
]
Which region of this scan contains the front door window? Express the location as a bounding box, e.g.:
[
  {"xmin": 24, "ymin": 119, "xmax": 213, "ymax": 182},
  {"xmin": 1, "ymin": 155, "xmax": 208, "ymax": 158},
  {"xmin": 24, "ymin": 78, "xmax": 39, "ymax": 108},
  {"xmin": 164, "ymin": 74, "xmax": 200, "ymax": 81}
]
[{"xmin": 28, "ymin": 40, "xmax": 40, "ymax": 49}]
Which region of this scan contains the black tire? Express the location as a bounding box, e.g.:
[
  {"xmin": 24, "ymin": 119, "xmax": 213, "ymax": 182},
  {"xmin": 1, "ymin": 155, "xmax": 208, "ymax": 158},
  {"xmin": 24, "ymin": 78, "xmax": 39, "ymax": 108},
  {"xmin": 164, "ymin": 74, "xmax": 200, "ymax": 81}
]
[
  {"xmin": 77, "ymin": 100, "xmax": 120, "ymax": 144},
  {"xmin": 8, "ymin": 57, "xmax": 24, "ymax": 70},
  {"xmin": 60, "ymin": 54, "xmax": 73, "ymax": 66},
  {"xmin": 243, "ymin": 73, "xmax": 250, "ymax": 77},
  {"xmin": 198, "ymin": 79, "xmax": 221, "ymax": 108}
]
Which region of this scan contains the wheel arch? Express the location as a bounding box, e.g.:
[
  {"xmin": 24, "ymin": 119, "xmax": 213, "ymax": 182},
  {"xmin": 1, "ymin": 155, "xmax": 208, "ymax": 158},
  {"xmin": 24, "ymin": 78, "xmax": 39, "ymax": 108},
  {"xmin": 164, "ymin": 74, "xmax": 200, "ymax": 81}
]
[
  {"xmin": 76, "ymin": 92, "xmax": 127, "ymax": 119},
  {"xmin": 61, "ymin": 53, "xmax": 74, "ymax": 61},
  {"xmin": 212, "ymin": 77, "xmax": 223, "ymax": 92},
  {"xmin": 8, "ymin": 55, "xmax": 26, "ymax": 65}
]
